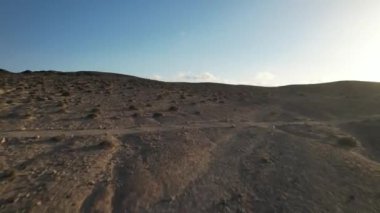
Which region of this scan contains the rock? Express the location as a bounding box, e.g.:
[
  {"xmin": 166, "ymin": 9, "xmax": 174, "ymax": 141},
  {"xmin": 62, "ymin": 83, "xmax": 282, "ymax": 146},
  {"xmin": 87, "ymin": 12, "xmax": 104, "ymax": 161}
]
[
  {"xmin": 1, "ymin": 137, "xmax": 6, "ymax": 144},
  {"xmin": 36, "ymin": 201, "xmax": 42, "ymax": 206}
]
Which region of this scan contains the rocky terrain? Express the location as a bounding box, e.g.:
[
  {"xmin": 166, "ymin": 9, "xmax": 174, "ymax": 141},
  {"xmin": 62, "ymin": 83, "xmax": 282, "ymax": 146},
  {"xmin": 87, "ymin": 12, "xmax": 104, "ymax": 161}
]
[{"xmin": 1, "ymin": 69, "xmax": 380, "ymax": 212}]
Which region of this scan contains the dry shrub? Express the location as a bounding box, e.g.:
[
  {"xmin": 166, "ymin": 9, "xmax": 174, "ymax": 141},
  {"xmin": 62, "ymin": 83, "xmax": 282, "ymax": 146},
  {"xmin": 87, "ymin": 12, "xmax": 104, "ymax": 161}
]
[
  {"xmin": 132, "ymin": 112, "xmax": 141, "ymax": 118},
  {"xmin": 87, "ymin": 113, "xmax": 98, "ymax": 119},
  {"xmin": 168, "ymin": 106, "xmax": 178, "ymax": 111},
  {"xmin": 153, "ymin": 112, "xmax": 163, "ymax": 118},
  {"xmin": 129, "ymin": 105, "xmax": 138, "ymax": 110},
  {"xmin": 86, "ymin": 108, "xmax": 100, "ymax": 118},
  {"xmin": 337, "ymin": 137, "xmax": 357, "ymax": 147},
  {"xmin": 51, "ymin": 134, "xmax": 65, "ymax": 142},
  {"xmin": 0, "ymin": 169, "xmax": 15, "ymax": 180},
  {"xmin": 98, "ymin": 140, "xmax": 115, "ymax": 149},
  {"xmin": 61, "ymin": 91, "xmax": 70, "ymax": 97}
]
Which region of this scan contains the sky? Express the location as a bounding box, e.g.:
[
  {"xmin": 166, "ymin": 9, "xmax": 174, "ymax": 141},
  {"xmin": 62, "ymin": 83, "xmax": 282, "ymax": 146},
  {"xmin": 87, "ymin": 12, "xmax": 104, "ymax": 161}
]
[{"xmin": 1, "ymin": 0, "xmax": 380, "ymax": 86}]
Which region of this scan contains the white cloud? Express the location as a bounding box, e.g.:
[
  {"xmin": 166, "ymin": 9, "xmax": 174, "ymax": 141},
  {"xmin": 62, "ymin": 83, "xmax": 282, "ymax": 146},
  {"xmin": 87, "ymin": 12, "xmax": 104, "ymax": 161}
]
[
  {"xmin": 150, "ymin": 74, "xmax": 162, "ymax": 80},
  {"xmin": 252, "ymin": 72, "xmax": 276, "ymax": 86},
  {"xmin": 175, "ymin": 72, "xmax": 219, "ymax": 82},
  {"xmin": 160, "ymin": 71, "xmax": 281, "ymax": 87}
]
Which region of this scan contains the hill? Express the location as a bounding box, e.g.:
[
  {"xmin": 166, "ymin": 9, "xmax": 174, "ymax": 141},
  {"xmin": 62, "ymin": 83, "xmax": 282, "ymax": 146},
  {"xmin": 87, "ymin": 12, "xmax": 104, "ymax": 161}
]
[{"xmin": 1, "ymin": 71, "xmax": 380, "ymax": 212}]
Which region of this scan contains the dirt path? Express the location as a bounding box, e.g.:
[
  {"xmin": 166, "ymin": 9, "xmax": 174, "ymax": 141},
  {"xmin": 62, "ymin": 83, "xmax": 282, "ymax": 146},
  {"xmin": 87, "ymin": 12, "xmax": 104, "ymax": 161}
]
[
  {"xmin": 0, "ymin": 120, "xmax": 328, "ymax": 138},
  {"xmin": 3, "ymin": 115, "xmax": 372, "ymax": 138}
]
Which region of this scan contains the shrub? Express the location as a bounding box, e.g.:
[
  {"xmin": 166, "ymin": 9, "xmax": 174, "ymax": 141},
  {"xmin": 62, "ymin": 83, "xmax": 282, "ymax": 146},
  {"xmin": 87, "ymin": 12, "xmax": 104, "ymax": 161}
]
[
  {"xmin": 61, "ymin": 91, "xmax": 70, "ymax": 97},
  {"xmin": 132, "ymin": 112, "xmax": 140, "ymax": 117},
  {"xmin": 98, "ymin": 140, "xmax": 114, "ymax": 149},
  {"xmin": 0, "ymin": 169, "xmax": 15, "ymax": 180},
  {"xmin": 129, "ymin": 105, "xmax": 138, "ymax": 110},
  {"xmin": 168, "ymin": 106, "xmax": 178, "ymax": 111},
  {"xmin": 153, "ymin": 112, "xmax": 163, "ymax": 118},
  {"xmin": 337, "ymin": 137, "xmax": 357, "ymax": 147},
  {"xmin": 90, "ymin": 108, "xmax": 100, "ymax": 113},
  {"xmin": 87, "ymin": 113, "xmax": 98, "ymax": 119},
  {"xmin": 51, "ymin": 134, "xmax": 66, "ymax": 142}
]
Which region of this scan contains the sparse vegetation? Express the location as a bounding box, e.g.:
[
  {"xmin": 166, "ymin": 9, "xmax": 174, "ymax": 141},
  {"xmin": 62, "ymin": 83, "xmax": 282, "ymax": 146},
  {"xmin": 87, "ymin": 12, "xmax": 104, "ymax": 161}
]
[
  {"xmin": 153, "ymin": 112, "xmax": 163, "ymax": 118},
  {"xmin": 0, "ymin": 169, "xmax": 15, "ymax": 180},
  {"xmin": 297, "ymin": 92, "xmax": 305, "ymax": 97},
  {"xmin": 61, "ymin": 91, "xmax": 70, "ymax": 96},
  {"xmin": 129, "ymin": 105, "xmax": 138, "ymax": 110},
  {"xmin": 337, "ymin": 136, "xmax": 358, "ymax": 147},
  {"xmin": 87, "ymin": 113, "xmax": 98, "ymax": 119},
  {"xmin": 90, "ymin": 108, "xmax": 100, "ymax": 113},
  {"xmin": 51, "ymin": 135, "xmax": 65, "ymax": 142},
  {"xmin": 23, "ymin": 113, "xmax": 33, "ymax": 119},
  {"xmin": 98, "ymin": 139, "xmax": 115, "ymax": 149},
  {"xmin": 132, "ymin": 112, "xmax": 141, "ymax": 117},
  {"xmin": 86, "ymin": 108, "xmax": 100, "ymax": 118},
  {"xmin": 168, "ymin": 106, "xmax": 178, "ymax": 111}
]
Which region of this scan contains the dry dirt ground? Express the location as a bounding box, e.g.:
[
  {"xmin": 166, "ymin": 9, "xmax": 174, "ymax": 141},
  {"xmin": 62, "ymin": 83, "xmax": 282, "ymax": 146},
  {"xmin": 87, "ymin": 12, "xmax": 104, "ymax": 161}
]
[{"xmin": 1, "ymin": 70, "xmax": 380, "ymax": 213}]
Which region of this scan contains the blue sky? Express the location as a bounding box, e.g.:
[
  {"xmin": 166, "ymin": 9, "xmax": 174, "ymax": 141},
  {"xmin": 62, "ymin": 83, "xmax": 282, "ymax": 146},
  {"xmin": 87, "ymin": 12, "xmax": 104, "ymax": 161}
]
[{"xmin": 1, "ymin": 0, "xmax": 380, "ymax": 85}]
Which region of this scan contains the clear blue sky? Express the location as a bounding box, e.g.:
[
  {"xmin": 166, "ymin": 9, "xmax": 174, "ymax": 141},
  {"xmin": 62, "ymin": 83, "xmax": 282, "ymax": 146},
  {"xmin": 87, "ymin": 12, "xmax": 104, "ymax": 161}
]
[{"xmin": 1, "ymin": 0, "xmax": 380, "ymax": 85}]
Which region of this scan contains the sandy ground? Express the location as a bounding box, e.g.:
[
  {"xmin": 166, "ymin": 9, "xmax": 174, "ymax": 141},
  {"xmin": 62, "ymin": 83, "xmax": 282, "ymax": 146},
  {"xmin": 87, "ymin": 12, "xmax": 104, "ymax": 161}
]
[{"xmin": 1, "ymin": 70, "xmax": 380, "ymax": 212}]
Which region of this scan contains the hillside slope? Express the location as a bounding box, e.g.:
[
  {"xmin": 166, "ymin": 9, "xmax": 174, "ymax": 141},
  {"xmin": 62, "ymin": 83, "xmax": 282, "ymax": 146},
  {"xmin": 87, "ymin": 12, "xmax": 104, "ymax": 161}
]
[{"xmin": 1, "ymin": 71, "xmax": 380, "ymax": 212}]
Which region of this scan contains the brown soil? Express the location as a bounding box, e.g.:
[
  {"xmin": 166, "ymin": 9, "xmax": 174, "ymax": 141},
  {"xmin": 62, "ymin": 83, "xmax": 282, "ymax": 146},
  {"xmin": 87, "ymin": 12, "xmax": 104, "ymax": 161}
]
[{"xmin": 1, "ymin": 71, "xmax": 380, "ymax": 212}]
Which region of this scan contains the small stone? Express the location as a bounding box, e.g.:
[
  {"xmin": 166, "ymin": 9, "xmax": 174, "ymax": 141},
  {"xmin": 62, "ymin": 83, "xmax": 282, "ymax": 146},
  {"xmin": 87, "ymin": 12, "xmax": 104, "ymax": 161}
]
[
  {"xmin": 1, "ymin": 137, "xmax": 6, "ymax": 144},
  {"xmin": 36, "ymin": 201, "xmax": 42, "ymax": 206}
]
